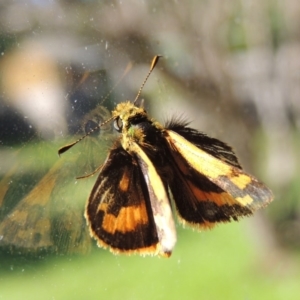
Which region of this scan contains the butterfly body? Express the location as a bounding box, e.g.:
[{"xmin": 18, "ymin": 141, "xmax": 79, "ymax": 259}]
[
  {"xmin": 58, "ymin": 56, "xmax": 273, "ymax": 257},
  {"xmin": 84, "ymin": 100, "xmax": 273, "ymax": 257}
]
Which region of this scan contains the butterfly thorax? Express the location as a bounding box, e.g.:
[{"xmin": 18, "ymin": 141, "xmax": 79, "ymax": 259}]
[{"xmin": 112, "ymin": 102, "xmax": 160, "ymax": 151}]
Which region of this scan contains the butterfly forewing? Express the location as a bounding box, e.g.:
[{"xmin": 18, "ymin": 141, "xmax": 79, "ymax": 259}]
[
  {"xmin": 164, "ymin": 129, "xmax": 273, "ymax": 225},
  {"xmin": 85, "ymin": 144, "xmax": 160, "ymax": 255},
  {"xmin": 165, "ymin": 121, "xmax": 242, "ymax": 168}
]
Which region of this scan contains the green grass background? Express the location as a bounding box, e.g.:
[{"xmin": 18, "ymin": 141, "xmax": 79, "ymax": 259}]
[{"xmin": 1, "ymin": 218, "xmax": 299, "ymax": 300}]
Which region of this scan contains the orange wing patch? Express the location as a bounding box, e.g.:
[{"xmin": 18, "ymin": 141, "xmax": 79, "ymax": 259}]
[{"xmin": 98, "ymin": 202, "xmax": 149, "ymax": 234}]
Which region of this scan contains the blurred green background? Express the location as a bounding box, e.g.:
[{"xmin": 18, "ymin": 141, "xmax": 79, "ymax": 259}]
[{"xmin": 0, "ymin": 0, "xmax": 299, "ymax": 299}]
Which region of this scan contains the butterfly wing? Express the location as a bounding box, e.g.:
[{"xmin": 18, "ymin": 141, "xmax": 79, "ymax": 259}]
[
  {"xmin": 164, "ymin": 126, "xmax": 273, "ymax": 228},
  {"xmin": 165, "ymin": 120, "xmax": 241, "ymax": 168},
  {"xmin": 85, "ymin": 144, "xmax": 161, "ymax": 255},
  {"xmin": 131, "ymin": 142, "xmax": 177, "ymax": 256}
]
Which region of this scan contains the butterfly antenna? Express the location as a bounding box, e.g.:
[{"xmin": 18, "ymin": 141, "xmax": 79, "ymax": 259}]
[
  {"xmin": 59, "ymin": 57, "xmax": 160, "ymax": 156},
  {"xmin": 133, "ymin": 55, "xmax": 161, "ymax": 105},
  {"xmin": 58, "ymin": 116, "xmax": 114, "ymax": 156},
  {"xmin": 58, "ymin": 60, "xmax": 134, "ymax": 156}
]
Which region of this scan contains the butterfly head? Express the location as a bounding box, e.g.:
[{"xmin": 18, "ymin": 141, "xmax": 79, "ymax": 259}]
[{"xmin": 112, "ymin": 101, "xmax": 150, "ymax": 150}]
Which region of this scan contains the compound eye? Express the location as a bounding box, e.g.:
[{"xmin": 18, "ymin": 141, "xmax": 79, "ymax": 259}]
[{"xmin": 113, "ymin": 117, "xmax": 123, "ymax": 132}]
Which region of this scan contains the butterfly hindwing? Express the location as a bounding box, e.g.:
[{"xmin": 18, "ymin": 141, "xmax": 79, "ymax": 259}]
[{"xmin": 167, "ymin": 159, "xmax": 252, "ymax": 228}]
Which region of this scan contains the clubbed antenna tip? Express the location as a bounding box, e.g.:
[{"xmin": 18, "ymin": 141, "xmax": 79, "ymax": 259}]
[{"xmin": 133, "ymin": 55, "xmax": 162, "ymax": 104}]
